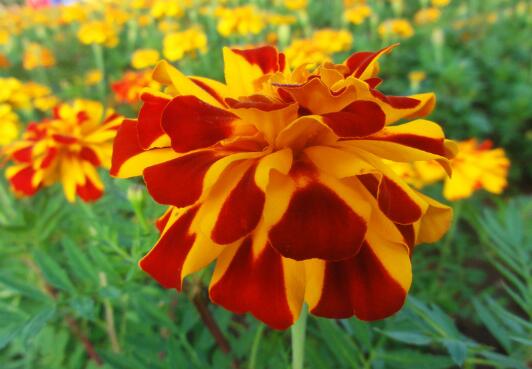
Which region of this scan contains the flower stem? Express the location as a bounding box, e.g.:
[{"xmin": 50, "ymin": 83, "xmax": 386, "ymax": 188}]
[
  {"xmin": 248, "ymin": 323, "xmax": 265, "ymax": 369},
  {"xmin": 291, "ymin": 306, "xmax": 308, "ymax": 369},
  {"xmin": 91, "ymin": 43, "xmax": 106, "ymax": 103}
]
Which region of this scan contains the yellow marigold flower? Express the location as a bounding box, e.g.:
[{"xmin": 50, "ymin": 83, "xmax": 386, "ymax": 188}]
[
  {"xmin": 20, "ymin": 82, "xmax": 58, "ymax": 112},
  {"xmin": 284, "ymin": 0, "xmax": 308, "ymax": 11},
  {"xmin": 111, "ymin": 45, "xmax": 455, "ymax": 329},
  {"xmin": 443, "ymin": 139, "xmax": 509, "ymax": 200},
  {"xmin": 131, "ymin": 48, "xmax": 160, "ymax": 70},
  {"xmin": 344, "ymin": 4, "xmax": 372, "ymax": 25},
  {"xmin": 388, "ymin": 139, "xmax": 509, "ymax": 201},
  {"xmin": 378, "ymin": 19, "xmax": 414, "ymax": 39},
  {"xmin": 5, "ymin": 100, "xmax": 122, "ymax": 203},
  {"xmin": 0, "ymin": 78, "xmax": 29, "ymax": 108},
  {"xmin": 216, "ymin": 6, "xmax": 265, "ymax": 37},
  {"xmin": 137, "ymin": 14, "xmax": 152, "ymax": 27},
  {"xmin": 284, "ymin": 39, "xmax": 331, "ymax": 69},
  {"xmin": 432, "ymin": 0, "xmax": 450, "ymax": 7},
  {"xmin": 0, "ymin": 104, "xmax": 20, "ymax": 146},
  {"xmin": 266, "ymin": 13, "xmax": 297, "ymax": 26},
  {"xmin": 313, "ymin": 29, "xmax": 353, "ymax": 54},
  {"xmin": 414, "ymin": 7, "xmax": 441, "ymax": 25},
  {"xmin": 60, "ymin": 4, "xmax": 87, "ymax": 24},
  {"xmin": 104, "ymin": 6, "xmax": 131, "ymax": 26},
  {"xmin": 22, "ymin": 43, "xmax": 56, "ymax": 70},
  {"xmin": 85, "ymin": 69, "xmax": 103, "ymax": 86},
  {"xmin": 157, "ymin": 20, "xmax": 179, "ymax": 33},
  {"xmin": 163, "ymin": 28, "xmax": 207, "ymax": 62},
  {"xmin": 77, "ymin": 20, "xmax": 118, "ymax": 47},
  {"xmin": 151, "ymin": 0, "xmax": 186, "ymax": 18}
]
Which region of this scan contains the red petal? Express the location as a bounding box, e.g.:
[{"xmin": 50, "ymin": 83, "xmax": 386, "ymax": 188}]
[
  {"xmin": 364, "ymin": 132, "xmax": 447, "ymax": 156},
  {"xmin": 378, "ymin": 176, "xmax": 422, "ymax": 224},
  {"xmin": 155, "ymin": 208, "xmax": 173, "ymax": 233},
  {"xmin": 212, "ymin": 165, "xmax": 265, "ymax": 244},
  {"xmin": 110, "ymin": 119, "xmax": 143, "ymax": 176},
  {"xmin": 311, "ymin": 242, "xmax": 407, "ymax": 321},
  {"xmin": 231, "ymin": 46, "xmax": 284, "ymax": 74},
  {"xmin": 190, "ymin": 78, "xmax": 227, "ymax": 108},
  {"xmin": 137, "ymin": 93, "xmax": 170, "ymax": 149},
  {"xmin": 140, "ymin": 207, "xmax": 199, "ymax": 290},
  {"xmin": 210, "ymin": 238, "xmax": 294, "ymax": 330},
  {"xmin": 80, "ymin": 147, "xmax": 100, "ymax": 166},
  {"xmin": 11, "ymin": 146, "xmax": 33, "ymax": 163},
  {"xmin": 10, "ymin": 166, "xmax": 39, "ymax": 195},
  {"xmin": 269, "ymin": 163, "xmax": 367, "ymax": 261},
  {"xmin": 143, "ymin": 150, "xmax": 221, "ymax": 207},
  {"xmin": 52, "ymin": 134, "xmax": 77, "ymax": 145},
  {"xmin": 322, "ymin": 100, "xmax": 385, "ymax": 138},
  {"xmin": 162, "ymin": 96, "xmax": 238, "ymax": 153},
  {"xmin": 76, "ymin": 178, "xmax": 103, "ymax": 202}
]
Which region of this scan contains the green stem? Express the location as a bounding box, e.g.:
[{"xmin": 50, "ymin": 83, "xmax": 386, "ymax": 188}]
[
  {"xmin": 248, "ymin": 324, "xmax": 265, "ymax": 369},
  {"xmin": 91, "ymin": 43, "xmax": 106, "ymax": 103},
  {"xmin": 291, "ymin": 306, "xmax": 308, "ymax": 369}
]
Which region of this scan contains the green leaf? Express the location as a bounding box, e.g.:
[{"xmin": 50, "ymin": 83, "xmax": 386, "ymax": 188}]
[
  {"xmin": 20, "ymin": 305, "xmax": 56, "ymax": 346},
  {"xmin": 472, "ymin": 298, "xmax": 511, "ymax": 351},
  {"xmin": 380, "ymin": 330, "xmax": 433, "ymax": 346},
  {"xmin": 0, "ymin": 273, "xmax": 50, "ymax": 301},
  {"xmin": 32, "ymin": 249, "xmax": 75, "ymax": 291},
  {"xmin": 441, "ymin": 339, "xmax": 467, "ymax": 366},
  {"xmin": 63, "ymin": 238, "xmax": 97, "ymax": 286},
  {"xmin": 379, "ymin": 349, "xmax": 455, "ymax": 369}
]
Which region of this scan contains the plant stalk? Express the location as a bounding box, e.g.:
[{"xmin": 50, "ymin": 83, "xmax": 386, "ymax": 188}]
[{"xmin": 291, "ymin": 306, "xmax": 308, "ymax": 369}]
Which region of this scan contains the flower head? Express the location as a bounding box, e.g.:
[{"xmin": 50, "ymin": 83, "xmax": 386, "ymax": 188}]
[
  {"xmin": 378, "ymin": 19, "xmax": 414, "ymax": 39},
  {"xmin": 387, "ymin": 139, "xmax": 510, "ymax": 201},
  {"xmin": 344, "ymin": 4, "xmax": 372, "ymax": 25},
  {"xmin": 0, "ymin": 105, "xmax": 20, "ymax": 146},
  {"xmin": 111, "ymin": 45, "xmax": 455, "ymax": 328},
  {"xmin": 111, "ymin": 70, "xmax": 161, "ymax": 105},
  {"xmin": 22, "ymin": 43, "xmax": 56, "ymax": 70},
  {"xmin": 131, "ymin": 48, "xmax": 160, "ymax": 70},
  {"xmin": 163, "ymin": 27, "xmax": 207, "ymax": 62},
  {"xmin": 5, "ymin": 100, "xmax": 122, "ymax": 202},
  {"xmin": 414, "ymin": 7, "xmax": 441, "ymax": 25},
  {"xmin": 215, "ymin": 6, "xmax": 266, "ymax": 37},
  {"xmin": 77, "ymin": 20, "xmax": 118, "ymax": 47}
]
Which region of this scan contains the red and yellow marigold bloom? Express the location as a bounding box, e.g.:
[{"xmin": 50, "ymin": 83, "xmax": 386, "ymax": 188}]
[
  {"xmin": 111, "ymin": 45, "xmax": 456, "ymax": 329},
  {"xmin": 5, "ymin": 100, "xmax": 122, "ymax": 202}
]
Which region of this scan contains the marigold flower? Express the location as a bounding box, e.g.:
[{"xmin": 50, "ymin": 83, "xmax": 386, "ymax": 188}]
[
  {"xmin": 408, "ymin": 70, "xmax": 426, "ymax": 90},
  {"xmin": 344, "ymin": 4, "xmax": 372, "ymax": 25},
  {"xmin": 111, "ymin": 70, "xmax": 161, "ymax": 105},
  {"xmin": 414, "ymin": 7, "xmax": 441, "ymax": 25},
  {"xmin": 0, "ymin": 105, "xmax": 20, "ymax": 146},
  {"xmin": 312, "ymin": 29, "xmax": 353, "ymax": 54},
  {"xmin": 77, "ymin": 20, "xmax": 118, "ymax": 47},
  {"xmin": 151, "ymin": 0, "xmax": 187, "ymax": 18},
  {"xmin": 85, "ymin": 69, "xmax": 104, "ymax": 86},
  {"xmin": 378, "ymin": 19, "xmax": 414, "ymax": 39},
  {"xmin": 284, "ymin": 39, "xmax": 331, "ymax": 69},
  {"xmin": 111, "ymin": 45, "xmax": 455, "ymax": 328},
  {"xmin": 163, "ymin": 28, "xmax": 207, "ymax": 62},
  {"xmin": 131, "ymin": 48, "xmax": 160, "ymax": 70},
  {"xmin": 22, "ymin": 43, "xmax": 56, "ymax": 70},
  {"xmin": 5, "ymin": 100, "xmax": 122, "ymax": 202},
  {"xmin": 215, "ymin": 6, "xmax": 265, "ymax": 37},
  {"xmin": 388, "ymin": 139, "xmax": 509, "ymax": 201},
  {"xmin": 284, "ymin": 0, "xmax": 308, "ymax": 11}
]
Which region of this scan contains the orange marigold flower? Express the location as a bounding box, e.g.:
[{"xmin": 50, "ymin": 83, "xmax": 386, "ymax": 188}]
[
  {"xmin": 111, "ymin": 45, "xmax": 456, "ymax": 329},
  {"xmin": 111, "ymin": 70, "xmax": 161, "ymax": 105},
  {"xmin": 5, "ymin": 100, "xmax": 122, "ymax": 202},
  {"xmin": 22, "ymin": 43, "xmax": 56, "ymax": 70}
]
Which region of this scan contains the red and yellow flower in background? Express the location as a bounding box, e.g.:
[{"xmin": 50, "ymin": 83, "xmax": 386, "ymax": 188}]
[
  {"xmin": 387, "ymin": 139, "xmax": 510, "ymax": 201},
  {"xmin": 111, "ymin": 70, "xmax": 161, "ymax": 105},
  {"xmin": 111, "ymin": 44, "xmax": 455, "ymax": 329},
  {"xmin": 5, "ymin": 100, "xmax": 122, "ymax": 202}
]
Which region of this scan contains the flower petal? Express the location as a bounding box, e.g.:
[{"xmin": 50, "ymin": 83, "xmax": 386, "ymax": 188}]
[
  {"xmin": 211, "ymin": 164, "xmax": 266, "ymax": 244},
  {"xmin": 137, "ymin": 92, "xmax": 171, "ymax": 149},
  {"xmin": 110, "ymin": 119, "xmax": 178, "ymax": 178},
  {"xmin": 143, "ymin": 150, "xmax": 222, "ymax": 207},
  {"xmin": 161, "ymin": 95, "xmax": 242, "ymax": 153},
  {"xmin": 268, "ymin": 161, "xmax": 370, "ymax": 261},
  {"xmin": 322, "ymin": 100, "xmax": 386, "ymax": 138},
  {"xmin": 209, "ymin": 236, "xmax": 304, "ymax": 330}
]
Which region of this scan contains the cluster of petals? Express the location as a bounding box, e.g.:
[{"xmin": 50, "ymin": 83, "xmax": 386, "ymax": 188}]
[
  {"xmin": 5, "ymin": 100, "xmax": 122, "ymax": 202},
  {"xmin": 111, "ymin": 44, "xmax": 456, "ymax": 329}
]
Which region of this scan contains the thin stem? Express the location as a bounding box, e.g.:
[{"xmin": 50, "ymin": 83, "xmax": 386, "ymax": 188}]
[
  {"xmin": 99, "ymin": 272, "xmax": 121, "ymax": 353},
  {"xmin": 291, "ymin": 306, "xmax": 308, "ymax": 369},
  {"xmin": 248, "ymin": 324, "xmax": 265, "ymax": 369},
  {"xmin": 91, "ymin": 43, "xmax": 106, "ymax": 102}
]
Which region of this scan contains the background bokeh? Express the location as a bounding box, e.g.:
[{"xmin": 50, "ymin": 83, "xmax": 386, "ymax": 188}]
[{"xmin": 0, "ymin": 1, "xmax": 530, "ymax": 368}]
